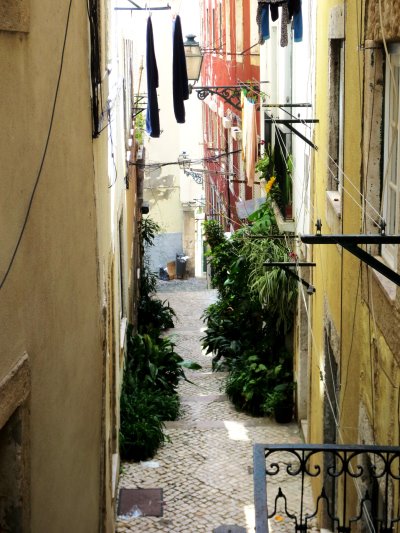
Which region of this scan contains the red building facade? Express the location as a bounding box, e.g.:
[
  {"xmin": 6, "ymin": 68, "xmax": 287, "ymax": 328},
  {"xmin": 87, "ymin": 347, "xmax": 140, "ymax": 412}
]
[{"xmin": 199, "ymin": 0, "xmax": 260, "ymax": 230}]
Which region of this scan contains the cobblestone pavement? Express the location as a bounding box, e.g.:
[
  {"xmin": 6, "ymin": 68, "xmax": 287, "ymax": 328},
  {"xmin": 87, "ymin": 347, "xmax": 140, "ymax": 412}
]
[{"xmin": 116, "ymin": 278, "xmax": 315, "ymax": 533}]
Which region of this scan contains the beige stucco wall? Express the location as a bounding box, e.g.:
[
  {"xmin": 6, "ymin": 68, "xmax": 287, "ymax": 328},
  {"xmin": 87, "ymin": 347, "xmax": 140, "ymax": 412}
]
[{"xmin": 0, "ymin": 0, "xmax": 128, "ymax": 530}]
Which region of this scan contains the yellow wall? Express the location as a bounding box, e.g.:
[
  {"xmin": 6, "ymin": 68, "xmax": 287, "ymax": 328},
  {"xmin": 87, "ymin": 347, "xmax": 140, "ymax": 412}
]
[
  {"xmin": 310, "ymin": 0, "xmax": 346, "ymax": 446},
  {"xmin": 311, "ymin": 0, "xmax": 365, "ymax": 442},
  {"xmin": 310, "ymin": 1, "xmax": 400, "ymax": 519}
]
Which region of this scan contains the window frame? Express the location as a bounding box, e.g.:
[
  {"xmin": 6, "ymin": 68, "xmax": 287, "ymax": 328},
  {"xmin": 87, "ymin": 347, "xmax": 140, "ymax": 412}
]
[
  {"xmin": 382, "ymin": 43, "xmax": 400, "ymax": 269},
  {"xmin": 327, "ymin": 38, "xmax": 345, "ymax": 193}
]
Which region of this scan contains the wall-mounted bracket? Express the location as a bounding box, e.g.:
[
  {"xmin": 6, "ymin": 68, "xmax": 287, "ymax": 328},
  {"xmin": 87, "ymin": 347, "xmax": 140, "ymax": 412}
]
[
  {"xmin": 264, "ymin": 261, "xmax": 316, "ymax": 294},
  {"xmin": 194, "ymin": 86, "xmax": 244, "ymax": 111},
  {"xmin": 184, "ymin": 169, "xmax": 203, "ymax": 185},
  {"xmin": 132, "ymin": 96, "xmax": 147, "ymax": 119},
  {"xmin": 301, "ymin": 227, "xmax": 400, "ymax": 286},
  {"xmin": 264, "ymin": 113, "xmax": 319, "ymax": 150}
]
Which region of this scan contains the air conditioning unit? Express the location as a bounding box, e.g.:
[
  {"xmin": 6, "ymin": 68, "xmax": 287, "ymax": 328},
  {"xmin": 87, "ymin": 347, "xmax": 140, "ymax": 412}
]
[
  {"xmin": 207, "ymin": 141, "xmax": 214, "ymax": 149},
  {"xmin": 231, "ymin": 127, "xmax": 242, "ymax": 141}
]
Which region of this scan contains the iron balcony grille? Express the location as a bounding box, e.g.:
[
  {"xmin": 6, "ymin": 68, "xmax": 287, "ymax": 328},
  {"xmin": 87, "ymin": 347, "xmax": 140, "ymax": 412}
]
[{"xmin": 253, "ymin": 443, "xmax": 400, "ymax": 533}]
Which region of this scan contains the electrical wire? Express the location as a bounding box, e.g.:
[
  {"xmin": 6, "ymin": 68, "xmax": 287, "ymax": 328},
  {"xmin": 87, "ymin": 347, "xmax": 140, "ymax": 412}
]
[
  {"xmin": 0, "ymin": 0, "xmax": 73, "ymax": 292},
  {"xmin": 129, "ymin": 149, "xmax": 242, "ymax": 171}
]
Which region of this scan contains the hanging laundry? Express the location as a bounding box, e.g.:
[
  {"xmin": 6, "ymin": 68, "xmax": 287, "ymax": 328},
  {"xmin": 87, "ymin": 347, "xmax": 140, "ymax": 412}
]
[
  {"xmin": 280, "ymin": 2, "xmax": 289, "ymax": 47},
  {"xmin": 270, "ymin": 3, "xmax": 279, "ymax": 21},
  {"xmin": 256, "ymin": 0, "xmax": 302, "ymax": 47},
  {"xmin": 146, "ymin": 16, "xmax": 160, "ymax": 138},
  {"xmin": 291, "ymin": 0, "xmax": 303, "ymax": 43},
  {"xmin": 256, "ymin": 3, "xmax": 270, "ymax": 43},
  {"xmin": 241, "ymin": 93, "xmax": 258, "ymax": 188},
  {"xmin": 288, "ymin": 0, "xmax": 301, "ymax": 17},
  {"xmin": 172, "ymin": 15, "xmax": 189, "ymax": 123}
]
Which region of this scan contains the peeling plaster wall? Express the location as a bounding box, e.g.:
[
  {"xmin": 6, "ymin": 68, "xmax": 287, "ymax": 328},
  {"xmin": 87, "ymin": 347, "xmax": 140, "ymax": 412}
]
[{"xmin": 366, "ymin": 0, "xmax": 400, "ymax": 42}]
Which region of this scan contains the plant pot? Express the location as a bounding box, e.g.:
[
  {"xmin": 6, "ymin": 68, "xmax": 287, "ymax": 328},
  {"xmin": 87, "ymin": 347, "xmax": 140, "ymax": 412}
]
[
  {"xmin": 284, "ymin": 204, "xmax": 293, "ymax": 220},
  {"xmin": 274, "ymin": 401, "xmax": 293, "ymax": 424}
]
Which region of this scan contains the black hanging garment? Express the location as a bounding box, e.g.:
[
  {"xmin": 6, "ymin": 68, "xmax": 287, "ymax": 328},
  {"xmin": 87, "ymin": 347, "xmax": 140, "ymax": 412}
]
[
  {"xmin": 146, "ymin": 16, "xmax": 160, "ymax": 138},
  {"xmin": 256, "ymin": 0, "xmax": 290, "ymax": 47},
  {"xmin": 172, "ymin": 15, "xmax": 189, "ymax": 123}
]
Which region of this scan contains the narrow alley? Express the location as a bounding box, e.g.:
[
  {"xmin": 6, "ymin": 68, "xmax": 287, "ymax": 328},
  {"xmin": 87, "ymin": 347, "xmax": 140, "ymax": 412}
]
[{"xmin": 116, "ymin": 279, "xmax": 308, "ymax": 533}]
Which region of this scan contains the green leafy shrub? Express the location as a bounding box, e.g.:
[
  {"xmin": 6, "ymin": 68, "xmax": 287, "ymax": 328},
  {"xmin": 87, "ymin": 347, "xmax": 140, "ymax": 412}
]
[
  {"xmin": 138, "ymin": 217, "xmax": 176, "ymax": 334},
  {"xmin": 120, "ymin": 379, "xmax": 181, "ymax": 461},
  {"xmin": 225, "ymin": 354, "xmax": 276, "ymax": 416},
  {"xmin": 120, "ymin": 330, "xmax": 186, "ymax": 461},
  {"xmin": 138, "ymin": 297, "xmax": 176, "ymax": 335},
  {"xmin": 225, "ymin": 350, "xmax": 293, "ymax": 417},
  {"xmin": 203, "ymin": 219, "xmax": 226, "ymax": 250},
  {"xmin": 126, "ymin": 329, "xmax": 188, "ymax": 394},
  {"xmin": 201, "ymin": 201, "xmax": 297, "ymax": 417},
  {"xmin": 119, "ymin": 216, "xmax": 199, "ymax": 462},
  {"xmin": 255, "ymin": 144, "xmax": 274, "ymax": 180},
  {"xmin": 262, "ymin": 381, "xmax": 295, "ymax": 416}
]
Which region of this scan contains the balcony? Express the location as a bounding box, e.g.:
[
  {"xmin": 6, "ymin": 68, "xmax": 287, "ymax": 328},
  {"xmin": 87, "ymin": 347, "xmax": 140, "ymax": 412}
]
[{"xmin": 253, "ymin": 444, "xmax": 400, "ymax": 533}]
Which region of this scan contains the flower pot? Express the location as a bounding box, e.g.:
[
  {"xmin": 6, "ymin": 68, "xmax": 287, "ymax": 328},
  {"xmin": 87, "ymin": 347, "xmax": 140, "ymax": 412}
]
[{"xmin": 284, "ymin": 204, "xmax": 293, "ymax": 220}]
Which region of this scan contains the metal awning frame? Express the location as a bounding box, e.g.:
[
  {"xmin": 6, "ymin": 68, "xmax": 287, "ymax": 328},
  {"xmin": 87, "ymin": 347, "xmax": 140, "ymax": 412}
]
[
  {"xmin": 301, "ymin": 226, "xmax": 400, "ymax": 286},
  {"xmin": 264, "ymin": 261, "xmax": 316, "ymax": 294}
]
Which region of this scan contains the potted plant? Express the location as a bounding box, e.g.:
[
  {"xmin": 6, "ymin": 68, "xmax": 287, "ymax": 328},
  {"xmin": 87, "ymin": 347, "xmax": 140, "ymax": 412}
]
[
  {"xmin": 270, "ymin": 382, "xmax": 295, "ymax": 423},
  {"xmin": 263, "ymin": 382, "xmax": 295, "ymax": 423},
  {"xmin": 284, "ymin": 155, "xmax": 293, "ymax": 220},
  {"xmin": 255, "ymin": 144, "xmax": 275, "ymax": 181}
]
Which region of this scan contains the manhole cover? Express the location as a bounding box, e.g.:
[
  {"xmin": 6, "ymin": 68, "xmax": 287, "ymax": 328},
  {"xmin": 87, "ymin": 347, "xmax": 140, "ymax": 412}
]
[{"xmin": 118, "ymin": 488, "xmax": 163, "ymax": 518}]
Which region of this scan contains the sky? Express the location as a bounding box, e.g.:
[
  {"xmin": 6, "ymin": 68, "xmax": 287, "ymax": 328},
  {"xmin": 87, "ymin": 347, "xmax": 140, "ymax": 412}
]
[{"xmin": 176, "ymin": 0, "xmax": 200, "ymax": 37}]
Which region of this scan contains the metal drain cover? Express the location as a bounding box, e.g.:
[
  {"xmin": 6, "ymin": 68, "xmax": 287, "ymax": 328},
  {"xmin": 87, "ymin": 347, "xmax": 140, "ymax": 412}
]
[{"xmin": 118, "ymin": 488, "xmax": 163, "ymax": 518}]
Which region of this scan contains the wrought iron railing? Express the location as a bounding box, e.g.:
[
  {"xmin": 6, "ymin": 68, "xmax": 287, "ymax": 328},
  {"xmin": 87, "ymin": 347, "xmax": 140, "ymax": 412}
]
[{"xmin": 253, "ymin": 444, "xmax": 400, "ymax": 533}]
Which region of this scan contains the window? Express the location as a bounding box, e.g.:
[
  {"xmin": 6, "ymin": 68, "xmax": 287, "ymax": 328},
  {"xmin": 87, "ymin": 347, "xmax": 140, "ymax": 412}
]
[
  {"xmin": 225, "ymin": 0, "xmax": 231, "ymax": 58},
  {"xmin": 206, "ymin": 8, "xmax": 209, "ymax": 48},
  {"xmin": 327, "ymin": 38, "xmax": 345, "ymax": 192},
  {"xmin": 118, "ymin": 215, "xmax": 127, "ymax": 318},
  {"xmin": 219, "ymin": 3, "xmax": 222, "ymax": 50},
  {"xmin": 274, "ymin": 129, "xmax": 293, "ymax": 220},
  {"xmin": 212, "ymin": 8, "xmax": 215, "ymax": 48},
  {"xmin": 382, "ymin": 44, "xmax": 400, "ymax": 268},
  {"xmin": 235, "ymin": 0, "xmax": 243, "ymax": 62}
]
